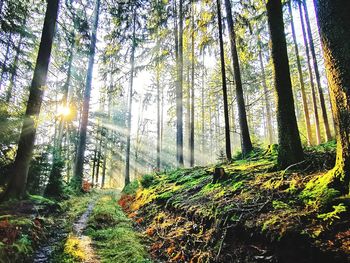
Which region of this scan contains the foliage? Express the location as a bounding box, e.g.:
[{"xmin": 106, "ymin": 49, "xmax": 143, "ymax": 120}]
[
  {"xmin": 140, "ymin": 174, "xmax": 157, "ymax": 188},
  {"xmin": 317, "ymin": 203, "xmax": 347, "ymax": 225},
  {"xmin": 123, "ymin": 180, "xmax": 140, "ymax": 195}
]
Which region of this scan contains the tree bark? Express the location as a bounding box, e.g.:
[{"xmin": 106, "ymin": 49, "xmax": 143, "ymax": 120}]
[
  {"xmin": 314, "ymin": 0, "xmax": 350, "ymax": 193},
  {"xmin": 224, "ymin": 0, "xmax": 252, "ymax": 156},
  {"xmin": 216, "ymin": 0, "xmax": 232, "ymax": 160},
  {"xmin": 73, "ymin": 0, "xmax": 100, "ymax": 191},
  {"xmin": 124, "ymin": 7, "xmax": 136, "ymax": 186},
  {"xmin": 288, "ymin": 1, "xmax": 313, "ymax": 146},
  {"xmin": 266, "ymin": 0, "xmax": 304, "ymax": 168},
  {"xmin": 303, "ymin": 0, "xmax": 331, "ymax": 141},
  {"xmin": 1, "ymin": 0, "xmax": 60, "ymax": 200},
  {"xmin": 190, "ymin": 5, "xmax": 195, "ymax": 167},
  {"xmin": 176, "ymin": 0, "xmax": 184, "ymax": 166},
  {"xmin": 258, "ymin": 42, "xmax": 273, "ymax": 145},
  {"xmin": 298, "ymin": 1, "xmax": 322, "ymax": 145}
]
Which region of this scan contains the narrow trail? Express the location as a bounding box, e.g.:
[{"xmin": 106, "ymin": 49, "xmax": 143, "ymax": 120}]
[
  {"xmin": 71, "ymin": 200, "xmax": 100, "ymax": 263},
  {"xmin": 33, "ymin": 199, "xmax": 99, "ymax": 263}
]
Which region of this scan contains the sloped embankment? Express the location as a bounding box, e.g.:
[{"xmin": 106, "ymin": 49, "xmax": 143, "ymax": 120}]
[{"xmin": 120, "ymin": 145, "xmax": 350, "ymax": 262}]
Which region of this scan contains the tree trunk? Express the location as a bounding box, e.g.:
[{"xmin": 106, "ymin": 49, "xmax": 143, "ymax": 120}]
[
  {"xmin": 45, "ymin": 38, "xmax": 75, "ymax": 198},
  {"xmin": 298, "ymin": 1, "xmax": 322, "ymax": 145},
  {"xmin": 216, "ymin": 0, "xmax": 232, "ymax": 160},
  {"xmin": 1, "ymin": 0, "xmax": 60, "ymax": 200},
  {"xmin": 314, "ymin": 0, "xmax": 350, "ymax": 193},
  {"xmin": 303, "ymin": 0, "xmax": 331, "ymax": 142},
  {"xmin": 288, "ymin": 1, "xmax": 313, "ymax": 146},
  {"xmin": 186, "ymin": 65, "xmax": 191, "ymax": 165},
  {"xmin": 6, "ymin": 34, "xmax": 23, "ymax": 103},
  {"xmin": 125, "ymin": 8, "xmax": 136, "ymax": 186},
  {"xmin": 258, "ymin": 42, "xmax": 273, "ymax": 145},
  {"xmin": 201, "ymin": 54, "xmax": 205, "ymax": 156},
  {"xmin": 224, "ymin": 0, "xmax": 252, "ymax": 156},
  {"xmin": 156, "ymin": 37, "xmax": 161, "ymax": 170},
  {"xmin": 176, "ymin": 0, "xmax": 184, "ymax": 166},
  {"xmin": 266, "ymin": 0, "xmax": 304, "ymax": 168},
  {"xmin": 0, "ymin": 33, "xmax": 12, "ymax": 91},
  {"xmin": 73, "ymin": 0, "xmax": 100, "ymax": 191},
  {"xmin": 190, "ymin": 6, "xmax": 195, "ymax": 167}
]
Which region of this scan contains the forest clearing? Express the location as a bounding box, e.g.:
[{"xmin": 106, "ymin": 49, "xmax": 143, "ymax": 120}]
[{"xmin": 0, "ymin": 0, "xmax": 350, "ymax": 262}]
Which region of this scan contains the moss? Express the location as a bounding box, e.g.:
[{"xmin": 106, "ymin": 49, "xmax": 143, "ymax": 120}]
[
  {"xmin": 86, "ymin": 193, "xmax": 151, "ymax": 263},
  {"xmin": 300, "ymin": 171, "xmax": 341, "ymax": 208},
  {"xmin": 123, "ymin": 180, "xmax": 140, "ymax": 195}
]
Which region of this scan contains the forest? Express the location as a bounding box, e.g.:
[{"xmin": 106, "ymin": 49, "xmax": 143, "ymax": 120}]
[{"xmin": 0, "ymin": 0, "xmax": 349, "ymax": 262}]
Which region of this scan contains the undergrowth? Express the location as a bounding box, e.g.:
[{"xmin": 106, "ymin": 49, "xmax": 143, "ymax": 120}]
[
  {"xmin": 120, "ymin": 142, "xmax": 350, "ymax": 262},
  {"xmin": 86, "ymin": 192, "xmax": 151, "ymax": 263}
]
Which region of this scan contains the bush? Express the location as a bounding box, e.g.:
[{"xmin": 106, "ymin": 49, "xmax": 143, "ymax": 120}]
[
  {"xmin": 123, "ymin": 180, "xmax": 139, "ymax": 195},
  {"xmin": 140, "ymin": 174, "xmax": 156, "ymax": 188}
]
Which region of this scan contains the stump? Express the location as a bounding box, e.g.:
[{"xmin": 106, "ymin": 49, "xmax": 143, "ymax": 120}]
[{"xmin": 213, "ymin": 167, "xmax": 226, "ymax": 183}]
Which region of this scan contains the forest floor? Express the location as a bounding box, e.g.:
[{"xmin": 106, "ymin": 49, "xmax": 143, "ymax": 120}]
[
  {"xmin": 119, "ymin": 141, "xmax": 350, "ymax": 263},
  {"xmin": 1, "ymin": 141, "xmax": 350, "ymax": 263},
  {"xmin": 0, "ymin": 190, "xmax": 151, "ymax": 263}
]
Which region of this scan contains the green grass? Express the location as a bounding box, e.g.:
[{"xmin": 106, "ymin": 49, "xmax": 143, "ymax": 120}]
[{"xmin": 86, "ymin": 192, "xmax": 151, "ymax": 263}]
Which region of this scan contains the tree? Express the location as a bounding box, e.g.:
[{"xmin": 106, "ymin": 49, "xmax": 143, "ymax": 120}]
[
  {"xmin": 314, "ymin": 0, "xmax": 350, "ymax": 193},
  {"xmin": 73, "ymin": 0, "xmax": 100, "ymax": 191},
  {"xmin": 176, "ymin": 0, "xmax": 184, "ymax": 167},
  {"xmin": 288, "ymin": 0, "xmax": 313, "ymax": 146},
  {"xmin": 1, "ymin": 0, "xmax": 60, "ymax": 200},
  {"xmin": 298, "ymin": 1, "xmax": 321, "ymax": 145},
  {"xmin": 266, "ymin": 0, "xmax": 304, "ymax": 168},
  {"xmin": 224, "ymin": 0, "xmax": 252, "ymax": 155},
  {"xmin": 216, "ymin": 0, "xmax": 232, "ymax": 160},
  {"xmin": 302, "ymin": 0, "xmax": 331, "ymax": 142},
  {"xmin": 124, "ymin": 6, "xmax": 137, "ymax": 186}
]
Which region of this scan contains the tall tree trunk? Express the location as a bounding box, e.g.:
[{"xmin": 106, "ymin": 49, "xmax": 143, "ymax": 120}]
[
  {"xmin": 156, "ymin": 37, "xmax": 161, "ymax": 170},
  {"xmin": 176, "ymin": 0, "xmax": 184, "ymax": 166},
  {"xmin": 45, "ymin": 38, "xmax": 75, "ymax": 198},
  {"xmin": 91, "ymin": 139, "xmax": 97, "ymax": 185},
  {"xmin": 224, "ymin": 0, "xmax": 252, "ymax": 155},
  {"xmin": 258, "ymin": 42, "xmax": 273, "ymax": 145},
  {"xmin": 266, "ymin": 0, "xmax": 304, "ymax": 168},
  {"xmin": 0, "ymin": 33, "xmax": 12, "ymax": 91},
  {"xmin": 6, "ymin": 34, "xmax": 23, "ymax": 103},
  {"xmin": 201, "ymin": 54, "xmax": 205, "ymax": 156},
  {"xmin": 190, "ymin": 6, "xmax": 195, "ymax": 167},
  {"xmin": 314, "ymin": 0, "xmax": 350, "ymax": 193},
  {"xmin": 299, "ymin": 1, "xmax": 322, "ymax": 145},
  {"xmin": 186, "ymin": 65, "xmax": 191, "ymax": 164},
  {"xmin": 125, "ymin": 8, "xmax": 136, "ymax": 185},
  {"xmin": 303, "ymin": 0, "xmax": 331, "ymax": 141},
  {"xmin": 1, "ymin": 0, "xmax": 60, "ymax": 200},
  {"xmin": 216, "ymin": 0, "xmax": 232, "ymax": 160},
  {"xmin": 73, "ymin": 0, "xmax": 100, "ymax": 191},
  {"xmin": 288, "ymin": 1, "xmax": 313, "ymax": 146},
  {"xmin": 95, "ymin": 130, "xmax": 102, "ymax": 186}
]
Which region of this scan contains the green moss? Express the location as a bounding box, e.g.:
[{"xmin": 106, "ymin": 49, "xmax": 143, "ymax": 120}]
[
  {"xmin": 86, "ymin": 193, "xmax": 151, "ymax": 263},
  {"xmin": 123, "ymin": 180, "xmax": 140, "ymax": 195},
  {"xmin": 317, "ymin": 203, "xmax": 347, "ymax": 225},
  {"xmin": 300, "ymin": 171, "xmax": 341, "ymax": 208}
]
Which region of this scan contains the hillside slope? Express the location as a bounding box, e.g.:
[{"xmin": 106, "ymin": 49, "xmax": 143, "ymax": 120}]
[{"xmin": 120, "ymin": 143, "xmax": 350, "ymax": 263}]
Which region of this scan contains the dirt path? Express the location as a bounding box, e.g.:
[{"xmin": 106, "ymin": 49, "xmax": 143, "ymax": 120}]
[
  {"xmin": 33, "ymin": 199, "xmax": 99, "ymax": 263},
  {"xmin": 70, "ymin": 200, "xmax": 100, "ymax": 263}
]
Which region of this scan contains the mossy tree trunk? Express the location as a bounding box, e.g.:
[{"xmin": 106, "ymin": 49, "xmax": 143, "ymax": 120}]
[
  {"xmin": 266, "ymin": 0, "xmax": 304, "ymax": 168},
  {"xmin": 314, "ymin": 0, "xmax": 350, "ymax": 193},
  {"xmin": 1, "ymin": 0, "xmax": 60, "ymax": 200}
]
